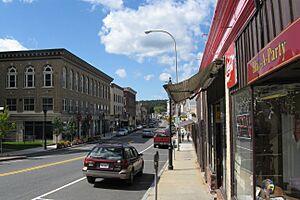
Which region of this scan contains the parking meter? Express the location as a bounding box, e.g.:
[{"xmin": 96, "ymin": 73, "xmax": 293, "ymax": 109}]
[{"xmin": 154, "ymin": 151, "xmax": 159, "ymax": 169}]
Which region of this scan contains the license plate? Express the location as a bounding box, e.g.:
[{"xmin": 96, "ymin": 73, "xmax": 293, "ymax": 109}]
[{"xmin": 99, "ymin": 163, "xmax": 109, "ymax": 169}]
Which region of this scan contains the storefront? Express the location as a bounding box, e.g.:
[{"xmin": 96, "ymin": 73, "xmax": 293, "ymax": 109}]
[{"xmin": 231, "ymin": 9, "xmax": 300, "ymax": 200}]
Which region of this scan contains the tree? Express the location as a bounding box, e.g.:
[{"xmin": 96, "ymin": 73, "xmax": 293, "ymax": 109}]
[
  {"xmin": 53, "ymin": 117, "xmax": 63, "ymax": 145},
  {"xmin": 81, "ymin": 116, "xmax": 91, "ymax": 139},
  {"xmin": 0, "ymin": 107, "xmax": 16, "ymax": 154},
  {"xmin": 67, "ymin": 116, "xmax": 76, "ymax": 142}
]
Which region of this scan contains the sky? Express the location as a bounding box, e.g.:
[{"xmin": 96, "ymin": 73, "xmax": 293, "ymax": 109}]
[{"xmin": 0, "ymin": 0, "xmax": 216, "ymax": 100}]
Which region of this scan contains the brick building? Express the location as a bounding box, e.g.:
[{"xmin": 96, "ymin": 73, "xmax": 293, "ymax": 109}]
[{"xmin": 0, "ymin": 48, "xmax": 113, "ymax": 141}]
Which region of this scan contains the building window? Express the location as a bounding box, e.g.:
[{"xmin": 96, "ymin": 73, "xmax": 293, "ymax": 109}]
[
  {"xmin": 7, "ymin": 66, "xmax": 17, "ymax": 88},
  {"xmin": 80, "ymin": 75, "xmax": 83, "ymax": 93},
  {"xmin": 25, "ymin": 66, "xmax": 35, "ymax": 88},
  {"xmin": 69, "ymin": 99, "xmax": 73, "ymax": 112},
  {"xmin": 89, "ymin": 79, "xmax": 92, "ymax": 95},
  {"xmin": 62, "ymin": 67, "xmax": 67, "ymax": 88},
  {"xmin": 69, "ymin": 69, "xmax": 73, "ymax": 90},
  {"xmin": 75, "ymin": 72, "xmax": 79, "ymax": 91},
  {"xmin": 75, "ymin": 100, "xmax": 79, "ymax": 112},
  {"xmin": 43, "ymin": 97, "xmax": 53, "ymax": 111},
  {"xmin": 6, "ymin": 98, "xmax": 16, "ymax": 111},
  {"xmin": 62, "ymin": 99, "xmax": 67, "ymax": 112},
  {"xmin": 24, "ymin": 97, "xmax": 35, "ymax": 111},
  {"xmin": 43, "ymin": 65, "xmax": 53, "ymax": 87},
  {"xmin": 86, "ymin": 77, "xmax": 89, "ymax": 94}
]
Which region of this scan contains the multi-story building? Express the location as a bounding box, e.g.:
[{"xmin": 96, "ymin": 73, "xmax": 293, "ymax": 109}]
[
  {"xmin": 123, "ymin": 87, "xmax": 136, "ymax": 127},
  {"xmin": 136, "ymin": 102, "xmax": 148, "ymax": 125},
  {"xmin": 0, "ymin": 48, "xmax": 113, "ymax": 142},
  {"xmin": 110, "ymin": 83, "xmax": 125, "ymax": 130}
]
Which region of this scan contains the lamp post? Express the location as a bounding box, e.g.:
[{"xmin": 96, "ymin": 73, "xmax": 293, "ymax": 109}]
[
  {"xmin": 145, "ymin": 29, "xmax": 180, "ymax": 151},
  {"xmin": 43, "ymin": 108, "xmax": 48, "ymax": 150},
  {"xmin": 164, "ymin": 77, "xmax": 173, "ymax": 170}
]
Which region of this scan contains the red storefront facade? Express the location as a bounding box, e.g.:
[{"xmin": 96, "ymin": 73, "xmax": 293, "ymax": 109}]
[{"xmin": 196, "ymin": 0, "xmax": 300, "ymax": 200}]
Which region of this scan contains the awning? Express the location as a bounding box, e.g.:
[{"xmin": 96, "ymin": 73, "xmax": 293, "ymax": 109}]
[
  {"xmin": 178, "ymin": 119, "xmax": 194, "ymax": 128},
  {"xmin": 163, "ymin": 58, "xmax": 224, "ymax": 103}
]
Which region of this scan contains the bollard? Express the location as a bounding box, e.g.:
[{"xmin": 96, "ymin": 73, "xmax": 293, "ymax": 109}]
[{"xmin": 154, "ymin": 151, "xmax": 159, "ymax": 200}]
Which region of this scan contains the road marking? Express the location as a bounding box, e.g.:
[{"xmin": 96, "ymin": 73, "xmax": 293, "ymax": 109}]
[
  {"xmin": 32, "ymin": 177, "xmax": 86, "ymax": 200},
  {"xmin": 0, "ymin": 156, "xmax": 85, "ymax": 177},
  {"xmin": 139, "ymin": 144, "xmax": 153, "ymax": 153}
]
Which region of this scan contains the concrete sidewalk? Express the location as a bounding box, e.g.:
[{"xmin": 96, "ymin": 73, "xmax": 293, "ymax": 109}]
[
  {"xmin": 143, "ymin": 142, "xmax": 214, "ymax": 200},
  {"xmin": 0, "ymin": 132, "xmax": 116, "ymax": 162}
]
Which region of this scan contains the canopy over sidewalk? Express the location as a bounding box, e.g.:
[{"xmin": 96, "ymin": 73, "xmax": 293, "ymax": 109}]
[{"xmin": 163, "ymin": 58, "xmax": 224, "ymax": 103}]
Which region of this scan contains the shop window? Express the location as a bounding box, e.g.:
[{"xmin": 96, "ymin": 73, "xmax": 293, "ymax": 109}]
[
  {"xmin": 254, "ymin": 83, "xmax": 300, "ymax": 199},
  {"xmin": 232, "ymin": 87, "xmax": 253, "ymax": 200}
]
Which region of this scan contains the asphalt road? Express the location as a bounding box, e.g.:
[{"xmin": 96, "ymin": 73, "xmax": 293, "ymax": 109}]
[{"xmin": 0, "ymin": 129, "xmax": 169, "ymax": 200}]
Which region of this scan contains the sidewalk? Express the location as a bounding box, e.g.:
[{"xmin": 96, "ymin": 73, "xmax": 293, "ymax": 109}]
[
  {"xmin": 143, "ymin": 141, "xmax": 214, "ymax": 200},
  {"xmin": 0, "ymin": 132, "xmax": 116, "ymax": 162}
]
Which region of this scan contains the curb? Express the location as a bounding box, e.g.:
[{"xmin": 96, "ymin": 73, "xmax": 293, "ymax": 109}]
[
  {"xmin": 0, "ymin": 156, "xmax": 27, "ymax": 162},
  {"xmin": 141, "ymin": 160, "xmax": 169, "ymax": 200}
]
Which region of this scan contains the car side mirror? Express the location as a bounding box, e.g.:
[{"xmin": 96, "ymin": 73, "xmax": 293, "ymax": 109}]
[{"xmin": 139, "ymin": 153, "xmax": 143, "ymax": 157}]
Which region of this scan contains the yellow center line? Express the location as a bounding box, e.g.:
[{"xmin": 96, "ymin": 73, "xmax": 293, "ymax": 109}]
[{"xmin": 0, "ymin": 156, "xmax": 85, "ymax": 177}]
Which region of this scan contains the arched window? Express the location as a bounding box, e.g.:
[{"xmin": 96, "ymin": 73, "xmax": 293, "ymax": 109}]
[
  {"xmin": 86, "ymin": 77, "xmax": 89, "ymax": 94},
  {"xmin": 25, "ymin": 66, "xmax": 35, "ymax": 88},
  {"xmin": 69, "ymin": 69, "xmax": 73, "ymax": 90},
  {"xmin": 62, "ymin": 67, "xmax": 67, "ymax": 88},
  {"xmin": 7, "ymin": 66, "xmax": 17, "ymax": 88},
  {"xmin": 80, "ymin": 74, "xmax": 84, "ymax": 93},
  {"xmin": 90, "ymin": 79, "xmax": 93, "ymax": 95},
  {"xmin": 43, "ymin": 65, "xmax": 53, "ymax": 87},
  {"xmin": 75, "ymin": 72, "xmax": 79, "ymax": 91}
]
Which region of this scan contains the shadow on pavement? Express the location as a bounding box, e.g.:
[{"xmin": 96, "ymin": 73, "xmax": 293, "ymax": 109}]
[
  {"xmin": 25, "ymin": 148, "xmax": 91, "ymax": 158},
  {"xmin": 93, "ymin": 173, "xmax": 154, "ymax": 191}
]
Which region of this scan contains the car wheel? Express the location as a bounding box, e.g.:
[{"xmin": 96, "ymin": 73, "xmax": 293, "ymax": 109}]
[
  {"xmin": 137, "ymin": 164, "xmax": 144, "ymax": 176},
  {"xmin": 87, "ymin": 176, "xmax": 95, "ymax": 184},
  {"xmin": 126, "ymin": 170, "xmax": 134, "ymax": 185}
]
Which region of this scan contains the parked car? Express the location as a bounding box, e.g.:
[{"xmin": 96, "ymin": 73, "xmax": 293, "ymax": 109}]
[
  {"xmin": 116, "ymin": 128, "xmax": 128, "ymax": 136},
  {"xmin": 82, "ymin": 142, "xmax": 144, "ymax": 185},
  {"xmin": 142, "ymin": 129, "xmax": 155, "ymax": 138},
  {"xmin": 153, "ymin": 131, "xmax": 171, "ymax": 148},
  {"xmin": 136, "ymin": 125, "xmax": 143, "ymax": 130}
]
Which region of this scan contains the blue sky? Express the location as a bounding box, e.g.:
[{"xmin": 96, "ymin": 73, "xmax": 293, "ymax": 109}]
[{"xmin": 0, "ymin": 0, "xmax": 216, "ymax": 100}]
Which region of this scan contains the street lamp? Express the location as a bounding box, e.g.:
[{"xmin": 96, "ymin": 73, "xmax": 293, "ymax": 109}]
[
  {"xmin": 167, "ymin": 77, "xmax": 174, "ymax": 170},
  {"xmin": 145, "ymin": 29, "xmax": 180, "ymax": 151},
  {"xmin": 144, "ymin": 30, "xmax": 178, "ymax": 83},
  {"xmin": 43, "ymin": 108, "xmax": 48, "ymax": 150}
]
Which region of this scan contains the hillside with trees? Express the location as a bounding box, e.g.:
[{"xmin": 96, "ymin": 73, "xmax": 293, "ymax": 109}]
[{"xmin": 139, "ymin": 100, "xmax": 167, "ymax": 114}]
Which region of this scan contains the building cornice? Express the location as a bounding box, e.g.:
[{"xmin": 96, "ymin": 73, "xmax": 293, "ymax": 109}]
[{"xmin": 0, "ymin": 48, "xmax": 113, "ymax": 83}]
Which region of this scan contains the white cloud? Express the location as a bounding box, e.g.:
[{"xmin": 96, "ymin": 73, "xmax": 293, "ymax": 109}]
[
  {"xmin": 159, "ymin": 72, "xmax": 171, "ymax": 82},
  {"xmin": 115, "ymin": 68, "xmax": 127, "ymax": 78},
  {"xmin": 82, "ymin": 0, "xmax": 123, "ymax": 10},
  {"xmin": 2, "ymin": 0, "xmax": 13, "ymax": 3},
  {"xmin": 0, "ymin": 38, "xmax": 28, "ymax": 51},
  {"xmin": 99, "ymin": 0, "xmax": 215, "ymax": 64},
  {"xmin": 144, "ymin": 74, "xmax": 154, "ymax": 81}
]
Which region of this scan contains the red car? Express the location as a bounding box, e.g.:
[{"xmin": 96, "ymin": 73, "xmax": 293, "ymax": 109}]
[
  {"xmin": 82, "ymin": 143, "xmax": 144, "ymax": 185},
  {"xmin": 153, "ymin": 131, "xmax": 171, "ymax": 148}
]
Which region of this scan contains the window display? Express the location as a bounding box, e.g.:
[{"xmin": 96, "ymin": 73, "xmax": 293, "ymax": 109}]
[
  {"xmin": 254, "ymin": 83, "xmax": 300, "ymax": 200},
  {"xmin": 232, "ymin": 87, "xmax": 254, "ymax": 200}
]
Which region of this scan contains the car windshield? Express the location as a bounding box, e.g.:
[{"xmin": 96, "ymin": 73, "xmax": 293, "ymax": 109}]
[{"xmin": 89, "ymin": 147, "xmax": 123, "ymax": 160}]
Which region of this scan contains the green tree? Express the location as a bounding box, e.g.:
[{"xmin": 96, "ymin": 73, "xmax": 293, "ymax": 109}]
[
  {"xmin": 53, "ymin": 116, "xmax": 63, "ymax": 144},
  {"xmin": 67, "ymin": 116, "xmax": 76, "ymax": 142},
  {"xmin": 0, "ymin": 107, "xmax": 16, "ymax": 154},
  {"xmin": 81, "ymin": 115, "xmax": 91, "ymax": 139}
]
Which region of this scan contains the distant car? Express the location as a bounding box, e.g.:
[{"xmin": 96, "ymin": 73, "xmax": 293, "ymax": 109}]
[
  {"xmin": 142, "ymin": 129, "xmax": 155, "ymax": 138},
  {"xmin": 136, "ymin": 125, "xmax": 143, "ymax": 130},
  {"xmin": 82, "ymin": 142, "xmax": 144, "ymax": 185},
  {"xmin": 116, "ymin": 128, "xmax": 128, "ymax": 136},
  {"xmin": 153, "ymin": 131, "xmax": 171, "ymax": 148}
]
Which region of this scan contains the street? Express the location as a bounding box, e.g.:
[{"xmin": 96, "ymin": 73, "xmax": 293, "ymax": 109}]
[{"xmin": 0, "ymin": 129, "xmax": 168, "ymax": 200}]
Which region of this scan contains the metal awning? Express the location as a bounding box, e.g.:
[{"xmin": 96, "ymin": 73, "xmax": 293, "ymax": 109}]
[{"xmin": 163, "ymin": 58, "xmax": 224, "ymax": 103}]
